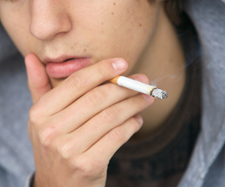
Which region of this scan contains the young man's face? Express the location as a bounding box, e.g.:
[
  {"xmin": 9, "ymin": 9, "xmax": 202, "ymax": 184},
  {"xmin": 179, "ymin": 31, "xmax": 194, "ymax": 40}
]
[{"xmin": 0, "ymin": 0, "xmax": 161, "ymax": 87}]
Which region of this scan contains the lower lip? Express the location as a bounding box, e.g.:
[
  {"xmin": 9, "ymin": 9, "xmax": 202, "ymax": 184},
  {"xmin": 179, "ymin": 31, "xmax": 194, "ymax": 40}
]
[{"xmin": 46, "ymin": 58, "xmax": 91, "ymax": 78}]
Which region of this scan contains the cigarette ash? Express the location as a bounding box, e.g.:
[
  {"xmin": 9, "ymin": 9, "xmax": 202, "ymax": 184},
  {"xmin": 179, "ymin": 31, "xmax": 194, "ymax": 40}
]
[{"xmin": 151, "ymin": 88, "xmax": 168, "ymax": 99}]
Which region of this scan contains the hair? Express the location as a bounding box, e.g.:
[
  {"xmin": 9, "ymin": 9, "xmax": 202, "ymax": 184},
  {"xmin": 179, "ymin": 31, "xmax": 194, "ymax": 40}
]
[
  {"xmin": 148, "ymin": 0, "xmax": 183, "ymax": 25},
  {"xmin": 163, "ymin": 0, "xmax": 183, "ymax": 25}
]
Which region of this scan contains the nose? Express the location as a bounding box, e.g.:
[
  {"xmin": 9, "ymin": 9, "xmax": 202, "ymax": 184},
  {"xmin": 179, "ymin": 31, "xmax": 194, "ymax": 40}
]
[{"xmin": 30, "ymin": 0, "xmax": 72, "ymax": 40}]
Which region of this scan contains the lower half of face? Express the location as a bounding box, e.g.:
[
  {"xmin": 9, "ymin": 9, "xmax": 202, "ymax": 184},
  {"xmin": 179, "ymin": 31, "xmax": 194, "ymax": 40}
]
[{"xmin": 0, "ymin": 0, "xmax": 161, "ymax": 87}]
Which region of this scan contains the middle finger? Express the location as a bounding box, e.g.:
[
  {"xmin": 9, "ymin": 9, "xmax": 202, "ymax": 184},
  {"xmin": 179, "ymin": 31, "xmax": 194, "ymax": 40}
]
[{"xmin": 53, "ymin": 74, "xmax": 149, "ymax": 134}]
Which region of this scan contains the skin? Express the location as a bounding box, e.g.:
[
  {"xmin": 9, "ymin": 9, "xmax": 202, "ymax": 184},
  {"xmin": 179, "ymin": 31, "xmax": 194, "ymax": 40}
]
[{"xmin": 0, "ymin": 0, "xmax": 185, "ymax": 186}]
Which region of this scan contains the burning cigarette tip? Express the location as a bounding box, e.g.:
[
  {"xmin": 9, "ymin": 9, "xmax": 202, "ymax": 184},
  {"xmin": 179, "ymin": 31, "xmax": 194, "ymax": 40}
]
[{"xmin": 151, "ymin": 88, "xmax": 168, "ymax": 99}]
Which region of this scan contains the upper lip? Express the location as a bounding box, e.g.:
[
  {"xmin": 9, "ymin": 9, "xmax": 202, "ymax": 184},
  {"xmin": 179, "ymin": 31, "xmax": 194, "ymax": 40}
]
[{"xmin": 42, "ymin": 55, "xmax": 90, "ymax": 64}]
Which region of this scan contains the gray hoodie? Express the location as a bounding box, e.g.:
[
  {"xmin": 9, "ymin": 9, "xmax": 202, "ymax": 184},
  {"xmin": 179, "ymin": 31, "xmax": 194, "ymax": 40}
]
[
  {"xmin": 0, "ymin": 0, "xmax": 224, "ymax": 186},
  {"xmin": 179, "ymin": 0, "xmax": 225, "ymax": 186}
]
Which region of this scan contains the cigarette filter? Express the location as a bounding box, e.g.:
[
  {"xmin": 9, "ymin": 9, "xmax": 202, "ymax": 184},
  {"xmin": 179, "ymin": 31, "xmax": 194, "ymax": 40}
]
[{"xmin": 110, "ymin": 76, "xmax": 168, "ymax": 100}]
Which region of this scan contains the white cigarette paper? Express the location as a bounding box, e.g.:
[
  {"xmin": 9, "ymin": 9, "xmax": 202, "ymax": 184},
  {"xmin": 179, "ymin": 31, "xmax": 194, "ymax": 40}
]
[{"xmin": 110, "ymin": 76, "xmax": 168, "ymax": 99}]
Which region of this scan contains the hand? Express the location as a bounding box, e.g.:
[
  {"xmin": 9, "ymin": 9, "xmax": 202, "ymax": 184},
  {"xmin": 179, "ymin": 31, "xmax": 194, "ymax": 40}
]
[{"xmin": 25, "ymin": 54, "xmax": 154, "ymax": 187}]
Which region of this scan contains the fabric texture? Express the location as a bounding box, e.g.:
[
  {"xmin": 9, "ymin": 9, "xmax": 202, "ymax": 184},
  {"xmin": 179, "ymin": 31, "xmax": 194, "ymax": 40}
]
[
  {"xmin": 0, "ymin": 24, "xmax": 35, "ymax": 187},
  {"xmin": 179, "ymin": 0, "xmax": 225, "ymax": 186}
]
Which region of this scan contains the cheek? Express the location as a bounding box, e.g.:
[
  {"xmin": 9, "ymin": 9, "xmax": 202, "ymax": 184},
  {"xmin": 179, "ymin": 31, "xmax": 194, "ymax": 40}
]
[
  {"xmin": 1, "ymin": 3, "xmax": 31, "ymax": 56},
  {"xmin": 84, "ymin": 1, "xmax": 158, "ymax": 73}
]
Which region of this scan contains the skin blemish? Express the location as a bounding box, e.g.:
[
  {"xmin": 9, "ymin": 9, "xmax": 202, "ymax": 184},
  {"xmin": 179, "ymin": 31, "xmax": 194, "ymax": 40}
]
[
  {"xmin": 113, "ymin": 2, "xmax": 116, "ymax": 5},
  {"xmin": 169, "ymin": 58, "xmax": 173, "ymax": 64},
  {"xmin": 101, "ymin": 22, "xmax": 104, "ymax": 25},
  {"xmin": 139, "ymin": 24, "xmax": 142, "ymax": 27},
  {"xmin": 111, "ymin": 12, "xmax": 114, "ymax": 15},
  {"xmin": 101, "ymin": 30, "xmax": 104, "ymax": 33},
  {"xmin": 83, "ymin": 48, "xmax": 86, "ymax": 52}
]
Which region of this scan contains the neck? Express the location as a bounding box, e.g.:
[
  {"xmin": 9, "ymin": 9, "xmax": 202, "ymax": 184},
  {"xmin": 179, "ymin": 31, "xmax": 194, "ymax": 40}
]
[{"xmin": 131, "ymin": 6, "xmax": 186, "ymax": 140}]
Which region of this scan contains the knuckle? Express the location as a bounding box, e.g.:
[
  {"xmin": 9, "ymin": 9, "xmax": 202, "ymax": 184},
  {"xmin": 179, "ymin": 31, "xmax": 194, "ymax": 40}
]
[
  {"xmin": 97, "ymin": 62, "xmax": 107, "ymax": 78},
  {"xmin": 109, "ymin": 127, "xmax": 125, "ymax": 142},
  {"xmin": 130, "ymin": 95, "xmax": 138, "ymax": 105},
  {"xmin": 76, "ymin": 156, "xmax": 106, "ymax": 178},
  {"xmin": 38, "ymin": 126, "xmax": 57, "ymax": 147},
  {"xmin": 76, "ymin": 157, "xmax": 94, "ymax": 176},
  {"xmin": 108, "ymin": 117, "xmax": 141, "ymax": 143},
  {"xmin": 66, "ymin": 75, "xmax": 83, "ymax": 90},
  {"xmin": 29, "ymin": 104, "xmax": 42, "ymax": 124},
  {"xmin": 101, "ymin": 108, "xmax": 117, "ymax": 123},
  {"xmin": 57, "ymin": 141, "xmax": 72, "ymax": 160},
  {"xmin": 87, "ymin": 89, "xmax": 104, "ymax": 107}
]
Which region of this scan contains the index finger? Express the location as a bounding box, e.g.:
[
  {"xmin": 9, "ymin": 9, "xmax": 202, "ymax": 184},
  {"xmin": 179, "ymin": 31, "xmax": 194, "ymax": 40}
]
[{"xmin": 35, "ymin": 58, "xmax": 128, "ymax": 116}]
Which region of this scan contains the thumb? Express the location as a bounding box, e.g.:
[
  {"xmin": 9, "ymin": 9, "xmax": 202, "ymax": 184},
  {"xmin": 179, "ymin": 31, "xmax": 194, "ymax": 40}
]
[{"xmin": 25, "ymin": 53, "xmax": 52, "ymax": 103}]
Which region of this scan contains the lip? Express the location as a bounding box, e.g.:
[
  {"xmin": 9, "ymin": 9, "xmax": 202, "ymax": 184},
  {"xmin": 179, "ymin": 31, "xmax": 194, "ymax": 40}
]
[{"xmin": 44, "ymin": 56, "xmax": 92, "ymax": 78}]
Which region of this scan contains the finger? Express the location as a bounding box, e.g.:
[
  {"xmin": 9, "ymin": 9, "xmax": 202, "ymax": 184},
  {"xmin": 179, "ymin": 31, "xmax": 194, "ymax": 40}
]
[
  {"xmin": 82, "ymin": 115, "xmax": 143, "ymax": 170},
  {"xmin": 66, "ymin": 93, "xmax": 154, "ymax": 154},
  {"xmin": 35, "ymin": 58, "xmax": 128, "ymax": 116},
  {"xmin": 55, "ymin": 74, "xmax": 149, "ymax": 134},
  {"xmin": 25, "ymin": 53, "xmax": 52, "ymax": 103}
]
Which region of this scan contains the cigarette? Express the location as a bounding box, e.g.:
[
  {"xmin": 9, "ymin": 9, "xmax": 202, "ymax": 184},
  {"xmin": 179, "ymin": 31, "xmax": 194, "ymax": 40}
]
[{"xmin": 110, "ymin": 76, "xmax": 168, "ymax": 99}]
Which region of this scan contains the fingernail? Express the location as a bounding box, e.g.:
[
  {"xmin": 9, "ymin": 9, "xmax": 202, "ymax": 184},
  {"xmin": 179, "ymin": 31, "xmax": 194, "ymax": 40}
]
[
  {"xmin": 135, "ymin": 115, "xmax": 143, "ymax": 124},
  {"xmin": 112, "ymin": 59, "xmax": 127, "ymax": 70}
]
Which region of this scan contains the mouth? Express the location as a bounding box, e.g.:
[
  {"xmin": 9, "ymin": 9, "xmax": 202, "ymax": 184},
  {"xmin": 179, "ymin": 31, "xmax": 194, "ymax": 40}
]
[{"xmin": 44, "ymin": 56, "xmax": 92, "ymax": 79}]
